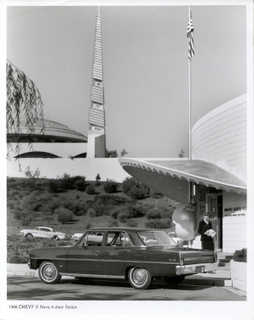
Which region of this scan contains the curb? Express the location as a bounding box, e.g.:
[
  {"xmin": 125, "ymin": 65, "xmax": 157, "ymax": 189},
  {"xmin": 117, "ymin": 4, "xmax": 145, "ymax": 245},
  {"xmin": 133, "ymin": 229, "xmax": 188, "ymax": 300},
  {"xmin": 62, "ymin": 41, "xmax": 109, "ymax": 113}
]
[
  {"xmin": 185, "ymin": 274, "xmax": 232, "ymax": 287},
  {"xmin": 7, "ymin": 263, "xmax": 38, "ymax": 278}
]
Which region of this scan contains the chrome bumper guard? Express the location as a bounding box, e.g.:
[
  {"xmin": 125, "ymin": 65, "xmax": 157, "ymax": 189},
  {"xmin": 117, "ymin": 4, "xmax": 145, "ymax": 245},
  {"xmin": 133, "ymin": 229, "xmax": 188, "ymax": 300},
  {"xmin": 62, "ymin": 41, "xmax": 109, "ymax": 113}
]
[{"xmin": 176, "ymin": 263, "xmax": 216, "ymax": 275}]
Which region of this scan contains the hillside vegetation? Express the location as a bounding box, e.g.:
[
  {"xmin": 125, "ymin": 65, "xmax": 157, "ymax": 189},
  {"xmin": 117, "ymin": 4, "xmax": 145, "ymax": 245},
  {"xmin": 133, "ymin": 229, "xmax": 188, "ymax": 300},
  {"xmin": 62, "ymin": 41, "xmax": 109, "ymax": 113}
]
[{"xmin": 7, "ymin": 175, "xmax": 175, "ymax": 263}]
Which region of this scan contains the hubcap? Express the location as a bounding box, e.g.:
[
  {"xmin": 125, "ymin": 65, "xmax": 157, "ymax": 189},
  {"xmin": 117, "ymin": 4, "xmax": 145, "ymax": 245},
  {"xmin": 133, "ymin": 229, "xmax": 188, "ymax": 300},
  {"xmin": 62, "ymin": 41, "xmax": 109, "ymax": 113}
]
[
  {"xmin": 132, "ymin": 269, "xmax": 148, "ymax": 285},
  {"xmin": 42, "ymin": 264, "xmax": 57, "ymax": 281}
]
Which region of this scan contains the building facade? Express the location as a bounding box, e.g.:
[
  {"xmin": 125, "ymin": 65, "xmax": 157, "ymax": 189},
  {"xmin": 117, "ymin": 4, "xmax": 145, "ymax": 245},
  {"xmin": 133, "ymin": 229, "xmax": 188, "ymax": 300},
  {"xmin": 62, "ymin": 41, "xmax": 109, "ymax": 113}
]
[{"xmin": 120, "ymin": 95, "xmax": 247, "ymax": 252}]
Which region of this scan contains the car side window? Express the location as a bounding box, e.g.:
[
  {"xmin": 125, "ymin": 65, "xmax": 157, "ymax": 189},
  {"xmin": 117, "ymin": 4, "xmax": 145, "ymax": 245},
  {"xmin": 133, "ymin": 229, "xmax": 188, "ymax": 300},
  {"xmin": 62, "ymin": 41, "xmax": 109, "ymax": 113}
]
[
  {"xmin": 79, "ymin": 232, "xmax": 104, "ymax": 247},
  {"xmin": 39, "ymin": 228, "xmax": 50, "ymax": 232},
  {"xmin": 106, "ymin": 232, "xmax": 133, "ymax": 247}
]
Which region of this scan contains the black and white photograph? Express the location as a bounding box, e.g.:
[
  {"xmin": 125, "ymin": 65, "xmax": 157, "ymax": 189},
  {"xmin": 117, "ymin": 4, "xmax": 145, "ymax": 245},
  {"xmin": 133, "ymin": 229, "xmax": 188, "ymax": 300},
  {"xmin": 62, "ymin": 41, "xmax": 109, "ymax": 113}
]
[{"xmin": 2, "ymin": 0, "xmax": 253, "ymax": 317}]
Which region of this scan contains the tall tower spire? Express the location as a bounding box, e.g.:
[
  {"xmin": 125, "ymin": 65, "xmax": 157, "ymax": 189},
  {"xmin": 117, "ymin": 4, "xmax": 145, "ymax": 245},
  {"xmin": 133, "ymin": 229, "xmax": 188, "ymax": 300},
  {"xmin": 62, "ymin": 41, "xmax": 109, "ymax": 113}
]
[{"xmin": 87, "ymin": 6, "xmax": 106, "ymax": 158}]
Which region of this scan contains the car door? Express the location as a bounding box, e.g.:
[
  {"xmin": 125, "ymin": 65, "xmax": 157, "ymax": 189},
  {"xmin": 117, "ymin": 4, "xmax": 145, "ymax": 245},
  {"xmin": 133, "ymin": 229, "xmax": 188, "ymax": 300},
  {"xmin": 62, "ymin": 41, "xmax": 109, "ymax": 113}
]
[
  {"xmin": 39, "ymin": 227, "xmax": 50, "ymax": 239},
  {"xmin": 65, "ymin": 231, "xmax": 105, "ymax": 275},
  {"xmin": 95, "ymin": 231, "xmax": 134, "ymax": 277}
]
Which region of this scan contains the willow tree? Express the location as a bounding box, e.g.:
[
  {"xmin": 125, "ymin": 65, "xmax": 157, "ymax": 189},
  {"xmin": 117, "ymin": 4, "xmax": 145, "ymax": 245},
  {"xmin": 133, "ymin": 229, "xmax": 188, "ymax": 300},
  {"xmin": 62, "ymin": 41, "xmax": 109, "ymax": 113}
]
[{"xmin": 7, "ymin": 60, "xmax": 44, "ymax": 135}]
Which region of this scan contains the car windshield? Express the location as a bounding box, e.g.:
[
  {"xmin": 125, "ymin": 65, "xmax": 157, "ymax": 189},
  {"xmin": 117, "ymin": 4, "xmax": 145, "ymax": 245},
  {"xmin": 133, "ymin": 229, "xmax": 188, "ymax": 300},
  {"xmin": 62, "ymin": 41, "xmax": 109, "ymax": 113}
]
[{"xmin": 138, "ymin": 230, "xmax": 178, "ymax": 247}]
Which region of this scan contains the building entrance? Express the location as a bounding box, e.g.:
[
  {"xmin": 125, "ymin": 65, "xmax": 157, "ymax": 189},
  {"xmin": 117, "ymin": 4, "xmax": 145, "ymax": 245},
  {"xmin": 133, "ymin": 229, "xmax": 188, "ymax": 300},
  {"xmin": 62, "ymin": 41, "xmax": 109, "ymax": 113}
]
[{"xmin": 206, "ymin": 193, "xmax": 223, "ymax": 250}]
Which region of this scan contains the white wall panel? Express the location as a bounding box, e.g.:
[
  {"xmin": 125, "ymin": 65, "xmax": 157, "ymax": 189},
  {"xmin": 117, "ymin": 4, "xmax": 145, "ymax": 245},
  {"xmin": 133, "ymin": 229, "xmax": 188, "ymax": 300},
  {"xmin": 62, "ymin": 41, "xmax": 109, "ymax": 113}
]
[
  {"xmin": 192, "ymin": 95, "xmax": 246, "ymax": 181},
  {"xmin": 223, "ymin": 216, "xmax": 246, "ymax": 253}
]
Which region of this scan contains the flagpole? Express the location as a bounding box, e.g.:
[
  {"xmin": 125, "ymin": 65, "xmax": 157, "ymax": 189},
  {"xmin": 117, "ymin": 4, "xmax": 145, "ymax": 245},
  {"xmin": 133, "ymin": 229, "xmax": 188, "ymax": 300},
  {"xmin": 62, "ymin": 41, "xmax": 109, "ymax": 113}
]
[
  {"xmin": 187, "ymin": 6, "xmax": 193, "ymax": 203},
  {"xmin": 188, "ymin": 6, "xmax": 192, "ymax": 161}
]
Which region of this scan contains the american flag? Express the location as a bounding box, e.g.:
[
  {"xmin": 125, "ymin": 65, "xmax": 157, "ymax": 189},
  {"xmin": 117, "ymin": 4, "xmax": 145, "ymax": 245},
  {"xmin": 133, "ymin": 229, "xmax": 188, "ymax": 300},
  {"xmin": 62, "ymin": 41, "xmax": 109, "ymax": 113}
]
[{"xmin": 187, "ymin": 8, "xmax": 195, "ymax": 60}]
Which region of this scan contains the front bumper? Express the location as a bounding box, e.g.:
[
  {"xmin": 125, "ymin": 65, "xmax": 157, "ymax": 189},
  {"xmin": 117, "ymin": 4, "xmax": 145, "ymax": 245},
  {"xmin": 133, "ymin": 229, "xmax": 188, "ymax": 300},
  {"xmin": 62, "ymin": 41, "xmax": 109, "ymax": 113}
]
[{"xmin": 176, "ymin": 263, "xmax": 216, "ymax": 275}]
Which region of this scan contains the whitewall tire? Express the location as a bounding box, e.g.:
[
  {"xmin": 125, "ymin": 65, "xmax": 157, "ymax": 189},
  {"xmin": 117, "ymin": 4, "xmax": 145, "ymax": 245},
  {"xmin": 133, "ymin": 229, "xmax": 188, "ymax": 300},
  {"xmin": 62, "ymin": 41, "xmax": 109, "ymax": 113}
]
[
  {"xmin": 39, "ymin": 261, "xmax": 61, "ymax": 284},
  {"xmin": 128, "ymin": 267, "xmax": 151, "ymax": 289}
]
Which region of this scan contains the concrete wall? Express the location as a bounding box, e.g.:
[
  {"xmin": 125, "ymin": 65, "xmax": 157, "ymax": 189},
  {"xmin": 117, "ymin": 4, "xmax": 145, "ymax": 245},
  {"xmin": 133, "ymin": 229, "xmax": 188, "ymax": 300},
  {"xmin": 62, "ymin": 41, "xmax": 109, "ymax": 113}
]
[
  {"xmin": 222, "ymin": 191, "xmax": 246, "ymax": 253},
  {"xmin": 7, "ymin": 158, "xmax": 129, "ymax": 182},
  {"xmin": 87, "ymin": 130, "xmax": 105, "ymax": 158},
  {"xmin": 95, "ymin": 134, "xmax": 106, "ymax": 158},
  {"xmin": 192, "ymin": 95, "xmax": 246, "ymax": 182},
  {"xmin": 223, "ymin": 216, "xmax": 246, "ymax": 253}
]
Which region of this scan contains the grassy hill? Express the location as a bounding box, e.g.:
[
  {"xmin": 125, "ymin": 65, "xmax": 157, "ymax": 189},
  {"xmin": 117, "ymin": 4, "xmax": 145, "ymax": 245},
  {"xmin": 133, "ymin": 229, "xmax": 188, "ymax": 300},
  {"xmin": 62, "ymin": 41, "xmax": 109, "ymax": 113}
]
[{"xmin": 7, "ymin": 176, "xmax": 175, "ymax": 263}]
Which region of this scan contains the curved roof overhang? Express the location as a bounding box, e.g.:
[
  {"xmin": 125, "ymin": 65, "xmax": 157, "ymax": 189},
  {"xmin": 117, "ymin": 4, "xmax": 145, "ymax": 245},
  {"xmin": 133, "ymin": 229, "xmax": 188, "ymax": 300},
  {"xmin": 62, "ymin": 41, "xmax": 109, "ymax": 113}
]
[
  {"xmin": 7, "ymin": 119, "xmax": 87, "ymax": 143},
  {"xmin": 7, "ymin": 133, "xmax": 86, "ymax": 143},
  {"xmin": 119, "ymin": 158, "xmax": 246, "ymax": 194}
]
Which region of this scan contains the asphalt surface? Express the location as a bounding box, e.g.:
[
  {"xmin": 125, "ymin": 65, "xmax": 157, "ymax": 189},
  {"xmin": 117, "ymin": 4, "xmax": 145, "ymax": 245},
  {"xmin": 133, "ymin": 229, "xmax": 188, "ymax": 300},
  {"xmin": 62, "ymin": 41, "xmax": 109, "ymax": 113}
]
[{"xmin": 7, "ymin": 276, "xmax": 245, "ymax": 301}]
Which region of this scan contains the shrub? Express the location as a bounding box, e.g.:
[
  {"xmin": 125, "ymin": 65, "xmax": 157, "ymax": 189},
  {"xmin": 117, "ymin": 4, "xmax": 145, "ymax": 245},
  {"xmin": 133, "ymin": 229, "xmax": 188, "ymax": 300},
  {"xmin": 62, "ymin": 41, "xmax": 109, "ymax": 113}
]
[
  {"xmin": 21, "ymin": 215, "xmax": 33, "ymax": 226},
  {"xmin": 122, "ymin": 178, "xmax": 150, "ymax": 200},
  {"xmin": 94, "ymin": 194, "xmax": 130, "ymax": 206},
  {"xmin": 151, "ymin": 192, "xmax": 164, "ymax": 199},
  {"xmin": 86, "ymin": 184, "xmax": 96, "ymax": 195},
  {"xmin": 109, "ymin": 220, "xmax": 119, "ymax": 227},
  {"xmin": 145, "ymin": 218, "xmax": 171, "ymax": 229},
  {"xmin": 232, "ymin": 248, "xmax": 247, "ymax": 262},
  {"xmin": 103, "ymin": 180, "xmax": 118, "ymax": 193},
  {"xmin": 147, "ymin": 208, "xmax": 162, "ymax": 219},
  {"xmin": 73, "ymin": 178, "xmax": 87, "ymax": 191},
  {"xmin": 118, "ymin": 212, "xmax": 128, "ymax": 223},
  {"xmin": 55, "ymin": 207, "xmax": 74, "ymax": 224},
  {"xmin": 128, "ymin": 204, "xmax": 146, "ymax": 218},
  {"xmin": 129, "ymin": 184, "xmax": 150, "ymax": 200},
  {"xmin": 87, "ymin": 207, "xmax": 97, "ymax": 217},
  {"xmin": 122, "ymin": 177, "xmax": 136, "ymax": 194},
  {"xmin": 48, "ymin": 175, "xmax": 87, "ymax": 192},
  {"xmin": 111, "ymin": 207, "xmax": 122, "ymax": 219},
  {"xmin": 48, "ymin": 179, "xmax": 65, "ymax": 193},
  {"xmin": 126, "ymin": 220, "xmax": 138, "ymax": 228}
]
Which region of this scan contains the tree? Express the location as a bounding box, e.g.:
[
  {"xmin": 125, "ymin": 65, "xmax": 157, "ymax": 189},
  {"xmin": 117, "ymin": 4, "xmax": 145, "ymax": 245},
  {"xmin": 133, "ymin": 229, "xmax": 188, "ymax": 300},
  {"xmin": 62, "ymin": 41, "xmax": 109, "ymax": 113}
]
[{"xmin": 7, "ymin": 61, "xmax": 44, "ymax": 137}]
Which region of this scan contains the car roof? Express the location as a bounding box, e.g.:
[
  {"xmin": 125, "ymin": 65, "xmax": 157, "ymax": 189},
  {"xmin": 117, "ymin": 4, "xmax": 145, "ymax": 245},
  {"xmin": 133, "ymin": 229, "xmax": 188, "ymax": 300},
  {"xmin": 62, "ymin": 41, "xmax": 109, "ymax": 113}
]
[
  {"xmin": 37, "ymin": 226, "xmax": 52, "ymax": 229},
  {"xmin": 84, "ymin": 227, "xmax": 169, "ymax": 233}
]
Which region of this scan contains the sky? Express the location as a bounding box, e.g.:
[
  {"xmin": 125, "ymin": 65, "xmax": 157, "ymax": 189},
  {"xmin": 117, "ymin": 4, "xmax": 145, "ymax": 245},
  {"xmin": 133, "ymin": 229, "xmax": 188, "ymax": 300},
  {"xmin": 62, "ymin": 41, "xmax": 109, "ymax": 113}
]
[{"xmin": 7, "ymin": 5, "xmax": 246, "ymax": 157}]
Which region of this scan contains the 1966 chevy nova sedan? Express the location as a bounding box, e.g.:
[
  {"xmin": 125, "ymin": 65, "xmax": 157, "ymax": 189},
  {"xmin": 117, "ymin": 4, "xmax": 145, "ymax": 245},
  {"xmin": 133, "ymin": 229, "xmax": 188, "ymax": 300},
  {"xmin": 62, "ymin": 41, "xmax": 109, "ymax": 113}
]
[{"xmin": 28, "ymin": 227, "xmax": 217, "ymax": 289}]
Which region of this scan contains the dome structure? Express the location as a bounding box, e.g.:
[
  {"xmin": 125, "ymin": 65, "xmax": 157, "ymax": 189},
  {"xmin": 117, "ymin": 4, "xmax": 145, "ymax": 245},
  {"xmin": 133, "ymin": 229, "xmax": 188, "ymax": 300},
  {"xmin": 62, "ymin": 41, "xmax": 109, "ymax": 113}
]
[{"xmin": 7, "ymin": 119, "xmax": 87, "ymax": 143}]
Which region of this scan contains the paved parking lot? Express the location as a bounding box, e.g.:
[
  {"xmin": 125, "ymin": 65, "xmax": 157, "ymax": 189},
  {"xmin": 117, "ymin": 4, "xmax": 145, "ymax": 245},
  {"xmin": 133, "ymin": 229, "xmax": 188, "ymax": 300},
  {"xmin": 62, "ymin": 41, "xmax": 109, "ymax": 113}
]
[{"xmin": 7, "ymin": 276, "xmax": 245, "ymax": 301}]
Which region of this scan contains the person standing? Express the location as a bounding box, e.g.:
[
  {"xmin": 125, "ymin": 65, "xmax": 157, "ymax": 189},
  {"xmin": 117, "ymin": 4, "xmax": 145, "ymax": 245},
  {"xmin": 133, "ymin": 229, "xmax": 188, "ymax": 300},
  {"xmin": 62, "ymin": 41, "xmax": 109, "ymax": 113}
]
[{"xmin": 198, "ymin": 214, "xmax": 215, "ymax": 251}]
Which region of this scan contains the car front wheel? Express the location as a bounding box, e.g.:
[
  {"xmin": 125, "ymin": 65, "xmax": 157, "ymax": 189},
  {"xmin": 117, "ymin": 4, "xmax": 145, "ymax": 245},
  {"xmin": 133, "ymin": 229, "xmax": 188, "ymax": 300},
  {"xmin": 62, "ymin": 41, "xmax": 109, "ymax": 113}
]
[
  {"xmin": 39, "ymin": 261, "xmax": 61, "ymax": 284},
  {"xmin": 128, "ymin": 267, "xmax": 151, "ymax": 289}
]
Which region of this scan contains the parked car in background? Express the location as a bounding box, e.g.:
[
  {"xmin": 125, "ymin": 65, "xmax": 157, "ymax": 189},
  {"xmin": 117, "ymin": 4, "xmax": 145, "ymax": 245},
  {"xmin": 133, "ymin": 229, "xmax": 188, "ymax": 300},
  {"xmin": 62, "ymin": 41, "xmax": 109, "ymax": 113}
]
[
  {"xmin": 71, "ymin": 233, "xmax": 84, "ymax": 241},
  {"xmin": 20, "ymin": 226, "xmax": 66, "ymax": 240},
  {"xmin": 28, "ymin": 227, "xmax": 216, "ymax": 289}
]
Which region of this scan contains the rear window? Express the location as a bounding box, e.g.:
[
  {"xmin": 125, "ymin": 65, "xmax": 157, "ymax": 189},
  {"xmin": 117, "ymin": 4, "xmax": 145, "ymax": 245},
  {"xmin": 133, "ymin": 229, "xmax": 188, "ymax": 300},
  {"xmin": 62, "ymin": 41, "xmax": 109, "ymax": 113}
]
[{"xmin": 138, "ymin": 230, "xmax": 178, "ymax": 247}]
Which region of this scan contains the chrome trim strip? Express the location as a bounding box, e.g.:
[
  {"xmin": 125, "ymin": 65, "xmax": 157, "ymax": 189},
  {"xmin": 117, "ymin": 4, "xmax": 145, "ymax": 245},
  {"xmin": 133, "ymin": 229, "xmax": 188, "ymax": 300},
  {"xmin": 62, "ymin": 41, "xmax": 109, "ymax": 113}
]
[
  {"xmin": 50, "ymin": 257, "xmax": 177, "ymax": 265},
  {"xmin": 60, "ymin": 272, "xmax": 125, "ymax": 279},
  {"xmin": 176, "ymin": 263, "xmax": 216, "ymax": 268}
]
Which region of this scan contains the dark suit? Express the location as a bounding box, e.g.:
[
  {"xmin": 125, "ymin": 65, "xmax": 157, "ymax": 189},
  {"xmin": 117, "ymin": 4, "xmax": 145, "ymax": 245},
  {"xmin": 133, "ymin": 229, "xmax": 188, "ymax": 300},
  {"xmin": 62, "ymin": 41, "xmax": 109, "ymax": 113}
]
[{"xmin": 198, "ymin": 220, "xmax": 214, "ymax": 251}]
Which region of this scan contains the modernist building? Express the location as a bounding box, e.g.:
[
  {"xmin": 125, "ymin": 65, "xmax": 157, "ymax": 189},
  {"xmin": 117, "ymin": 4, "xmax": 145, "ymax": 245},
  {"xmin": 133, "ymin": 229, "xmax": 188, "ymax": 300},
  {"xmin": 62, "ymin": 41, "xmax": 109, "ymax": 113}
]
[
  {"xmin": 7, "ymin": 118, "xmax": 88, "ymax": 158},
  {"xmin": 120, "ymin": 95, "xmax": 247, "ymax": 252},
  {"xmin": 7, "ymin": 8, "xmax": 105, "ymax": 159}
]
